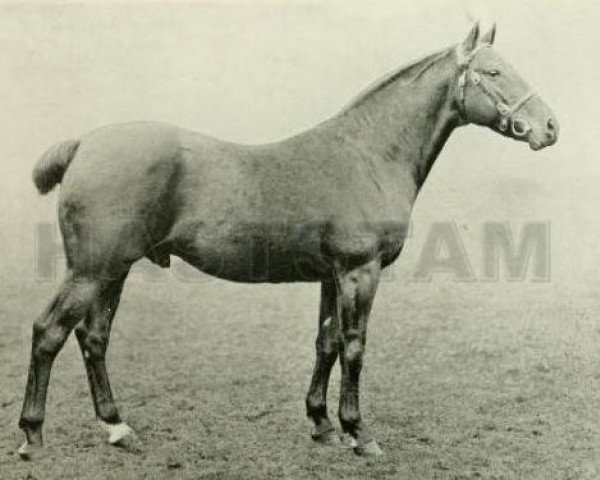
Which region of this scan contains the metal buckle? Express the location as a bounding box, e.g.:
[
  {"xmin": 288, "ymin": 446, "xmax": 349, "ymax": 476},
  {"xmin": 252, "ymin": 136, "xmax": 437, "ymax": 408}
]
[
  {"xmin": 497, "ymin": 103, "xmax": 511, "ymax": 116},
  {"xmin": 511, "ymin": 118, "xmax": 531, "ymax": 137}
]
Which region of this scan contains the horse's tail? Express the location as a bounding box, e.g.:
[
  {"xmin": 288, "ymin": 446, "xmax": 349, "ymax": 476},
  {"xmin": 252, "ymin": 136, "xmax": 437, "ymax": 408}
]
[{"xmin": 32, "ymin": 139, "xmax": 80, "ymax": 194}]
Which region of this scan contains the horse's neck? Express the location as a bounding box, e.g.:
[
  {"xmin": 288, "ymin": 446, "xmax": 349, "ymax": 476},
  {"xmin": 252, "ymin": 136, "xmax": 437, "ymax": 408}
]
[{"xmin": 335, "ymin": 49, "xmax": 461, "ymax": 190}]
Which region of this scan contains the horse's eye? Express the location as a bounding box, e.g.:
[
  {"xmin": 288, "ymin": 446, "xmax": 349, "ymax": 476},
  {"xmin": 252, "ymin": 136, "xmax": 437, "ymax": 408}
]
[{"xmin": 486, "ymin": 69, "xmax": 501, "ymax": 77}]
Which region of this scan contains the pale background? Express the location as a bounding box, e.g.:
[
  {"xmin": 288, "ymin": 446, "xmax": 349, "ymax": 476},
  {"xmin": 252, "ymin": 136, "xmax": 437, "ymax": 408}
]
[
  {"xmin": 0, "ymin": 0, "xmax": 600, "ymax": 288},
  {"xmin": 1, "ymin": 2, "xmax": 600, "ymax": 478},
  {"xmin": 1, "ymin": 0, "xmax": 597, "ymax": 288}
]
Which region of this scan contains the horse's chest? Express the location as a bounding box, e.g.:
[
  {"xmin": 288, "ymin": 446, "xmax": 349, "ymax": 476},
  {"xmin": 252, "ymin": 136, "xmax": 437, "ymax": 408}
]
[{"xmin": 321, "ymin": 218, "xmax": 409, "ymax": 268}]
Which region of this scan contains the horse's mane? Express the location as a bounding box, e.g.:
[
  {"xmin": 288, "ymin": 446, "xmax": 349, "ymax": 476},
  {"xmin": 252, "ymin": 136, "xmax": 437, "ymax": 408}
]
[{"xmin": 342, "ymin": 46, "xmax": 454, "ymax": 112}]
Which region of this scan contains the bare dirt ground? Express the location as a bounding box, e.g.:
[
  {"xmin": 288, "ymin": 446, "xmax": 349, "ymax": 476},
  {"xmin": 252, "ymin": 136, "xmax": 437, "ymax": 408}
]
[{"xmin": 1, "ymin": 262, "xmax": 599, "ymax": 479}]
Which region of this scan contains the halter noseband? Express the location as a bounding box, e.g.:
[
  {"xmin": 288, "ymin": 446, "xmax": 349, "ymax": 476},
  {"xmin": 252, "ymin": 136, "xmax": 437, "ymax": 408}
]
[{"xmin": 456, "ymin": 44, "xmax": 538, "ymax": 137}]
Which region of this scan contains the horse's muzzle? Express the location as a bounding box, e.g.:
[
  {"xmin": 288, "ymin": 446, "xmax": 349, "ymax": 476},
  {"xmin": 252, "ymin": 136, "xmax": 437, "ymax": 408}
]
[{"xmin": 529, "ymin": 116, "xmax": 559, "ymax": 151}]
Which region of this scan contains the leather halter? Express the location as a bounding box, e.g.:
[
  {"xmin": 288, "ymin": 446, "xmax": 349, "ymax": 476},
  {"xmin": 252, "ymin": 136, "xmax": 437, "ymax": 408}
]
[{"xmin": 456, "ymin": 44, "xmax": 538, "ymax": 137}]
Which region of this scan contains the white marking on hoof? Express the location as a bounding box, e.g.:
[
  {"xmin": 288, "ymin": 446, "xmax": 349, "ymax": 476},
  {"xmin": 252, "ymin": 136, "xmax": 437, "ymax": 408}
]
[
  {"xmin": 98, "ymin": 421, "xmax": 135, "ymax": 445},
  {"xmin": 339, "ymin": 433, "xmax": 358, "ymax": 449},
  {"xmin": 16, "ymin": 441, "xmax": 40, "ymax": 461}
]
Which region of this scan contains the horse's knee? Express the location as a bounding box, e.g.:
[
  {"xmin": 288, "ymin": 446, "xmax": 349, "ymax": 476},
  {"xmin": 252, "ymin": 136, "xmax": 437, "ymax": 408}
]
[
  {"xmin": 316, "ymin": 322, "xmax": 340, "ymax": 359},
  {"xmin": 316, "ymin": 340, "xmax": 339, "ymax": 362},
  {"xmin": 343, "ymin": 338, "xmax": 364, "ymax": 372}
]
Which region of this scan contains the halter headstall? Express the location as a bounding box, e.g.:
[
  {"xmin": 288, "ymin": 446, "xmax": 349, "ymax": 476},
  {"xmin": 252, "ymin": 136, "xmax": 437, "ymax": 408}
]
[{"xmin": 456, "ymin": 44, "xmax": 538, "ymax": 137}]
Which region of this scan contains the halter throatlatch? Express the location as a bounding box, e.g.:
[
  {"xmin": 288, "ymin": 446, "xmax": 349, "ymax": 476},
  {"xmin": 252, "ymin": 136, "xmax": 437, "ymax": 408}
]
[{"xmin": 456, "ymin": 44, "xmax": 538, "ymax": 137}]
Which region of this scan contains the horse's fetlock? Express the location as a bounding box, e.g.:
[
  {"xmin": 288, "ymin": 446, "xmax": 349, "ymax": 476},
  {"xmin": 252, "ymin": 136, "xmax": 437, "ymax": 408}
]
[
  {"xmin": 339, "ymin": 409, "xmax": 362, "ymax": 432},
  {"xmin": 97, "ymin": 405, "xmax": 121, "ymax": 424},
  {"xmin": 19, "ymin": 415, "xmax": 43, "ymax": 431},
  {"xmin": 306, "ymin": 395, "xmax": 327, "ymax": 419}
]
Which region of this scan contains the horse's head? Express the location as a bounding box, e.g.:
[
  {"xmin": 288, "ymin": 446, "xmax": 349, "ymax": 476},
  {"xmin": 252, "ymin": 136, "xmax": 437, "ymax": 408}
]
[{"xmin": 456, "ymin": 22, "xmax": 559, "ymax": 151}]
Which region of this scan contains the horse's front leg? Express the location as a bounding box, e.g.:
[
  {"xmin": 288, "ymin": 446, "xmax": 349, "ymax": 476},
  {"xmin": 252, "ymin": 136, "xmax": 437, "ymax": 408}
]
[
  {"xmin": 306, "ymin": 280, "xmax": 340, "ymax": 445},
  {"xmin": 335, "ymin": 258, "xmax": 383, "ymax": 456}
]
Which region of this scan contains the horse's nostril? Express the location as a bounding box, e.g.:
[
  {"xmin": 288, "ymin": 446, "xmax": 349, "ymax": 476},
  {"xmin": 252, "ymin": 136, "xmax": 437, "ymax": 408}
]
[{"xmin": 547, "ymin": 118, "xmax": 555, "ymax": 130}]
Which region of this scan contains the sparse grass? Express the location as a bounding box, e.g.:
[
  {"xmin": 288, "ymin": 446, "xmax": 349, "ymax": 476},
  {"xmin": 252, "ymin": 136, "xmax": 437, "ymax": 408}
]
[{"xmin": 1, "ymin": 267, "xmax": 599, "ymax": 479}]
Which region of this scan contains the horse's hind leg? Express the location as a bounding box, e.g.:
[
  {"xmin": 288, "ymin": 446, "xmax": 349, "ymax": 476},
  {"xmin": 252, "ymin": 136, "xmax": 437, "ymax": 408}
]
[
  {"xmin": 74, "ymin": 273, "xmax": 136, "ymax": 447},
  {"xmin": 18, "ymin": 273, "xmax": 98, "ymax": 459},
  {"xmin": 305, "ymin": 280, "xmax": 340, "ymax": 445}
]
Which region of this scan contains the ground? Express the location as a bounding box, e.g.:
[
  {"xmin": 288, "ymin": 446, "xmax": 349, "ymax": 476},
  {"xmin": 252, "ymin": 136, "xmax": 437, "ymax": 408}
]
[{"xmin": 1, "ymin": 259, "xmax": 599, "ymax": 480}]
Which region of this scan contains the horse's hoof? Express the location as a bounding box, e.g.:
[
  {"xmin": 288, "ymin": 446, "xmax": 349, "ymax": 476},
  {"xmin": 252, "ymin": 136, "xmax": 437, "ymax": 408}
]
[
  {"xmin": 99, "ymin": 421, "xmax": 141, "ymax": 452},
  {"xmin": 339, "ymin": 432, "xmax": 358, "ymax": 449},
  {"xmin": 311, "ymin": 428, "xmax": 341, "ymax": 446},
  {"xmin": 16, "ymin": 442, "xmax": 42, "ymax": 461},
  {"xmin": 354, "ymin": 439, "xmax": 384, "ymax": 457},
  {"xmin": 99, "ymin": 421, "xmax": 134, "ymax": 444},
  {"xmin": 113, "ymin": 433, "xmax": 143, "ymax": 454}
]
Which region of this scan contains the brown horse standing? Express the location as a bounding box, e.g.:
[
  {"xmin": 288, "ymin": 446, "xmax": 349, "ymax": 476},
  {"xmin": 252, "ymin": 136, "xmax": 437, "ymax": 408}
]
[{"xmin": 19, "ymin": 23, "xmax": 558, "ymax": 459}]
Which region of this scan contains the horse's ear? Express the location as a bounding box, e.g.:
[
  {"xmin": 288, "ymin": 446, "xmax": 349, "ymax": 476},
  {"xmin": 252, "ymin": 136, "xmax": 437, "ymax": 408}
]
[
  {"xmin": 460, "ymin": 21, "xmax": 481, "ymax": 53},
  {"xmin": 480, "ymin": 23, "xmax": 497, "ymax": 45}
]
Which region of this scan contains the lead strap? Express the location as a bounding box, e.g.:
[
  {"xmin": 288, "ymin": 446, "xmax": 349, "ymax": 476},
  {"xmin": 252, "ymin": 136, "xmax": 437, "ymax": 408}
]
[{"xmin": 498, "ymin": 92, "xmax": 538, "ymax": 134}]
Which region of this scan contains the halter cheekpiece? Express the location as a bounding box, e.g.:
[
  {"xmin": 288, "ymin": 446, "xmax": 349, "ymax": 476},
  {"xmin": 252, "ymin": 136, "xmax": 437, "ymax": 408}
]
[{"xmin": 456, "ymin": 44, "xmax": 538, "ymax": 137}]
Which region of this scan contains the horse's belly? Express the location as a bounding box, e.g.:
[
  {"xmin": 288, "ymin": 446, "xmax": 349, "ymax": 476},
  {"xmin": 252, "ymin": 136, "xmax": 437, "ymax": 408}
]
[
  {"xmin": 177, "ymin": 248, "xmax": 328, "ymax": 283},
  {"xmin": 171, "ymin": 222, "xmax": 328, "ymax": 283},
  {"xmin": 170, "ymin": 216, "xmax": 410, "ymax": 282}
]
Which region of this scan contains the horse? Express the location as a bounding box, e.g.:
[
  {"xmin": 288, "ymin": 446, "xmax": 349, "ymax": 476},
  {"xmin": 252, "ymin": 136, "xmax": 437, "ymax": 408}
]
[{"xmin": 18, "ymin": 22, "xmax": 558, "ymax": 459}]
